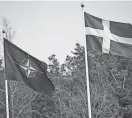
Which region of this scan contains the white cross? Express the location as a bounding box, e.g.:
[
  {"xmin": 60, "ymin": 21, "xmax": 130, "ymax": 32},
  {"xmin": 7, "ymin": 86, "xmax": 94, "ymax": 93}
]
[{"xmin": 85, "ymin": 20, "xmax": 132, "ymax": 53}]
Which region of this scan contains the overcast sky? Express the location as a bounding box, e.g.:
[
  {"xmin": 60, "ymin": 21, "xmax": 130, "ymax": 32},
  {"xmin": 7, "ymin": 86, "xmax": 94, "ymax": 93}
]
[{"xmin": 0, "ymin": 1, "xmax": 132, "ymax": 64}]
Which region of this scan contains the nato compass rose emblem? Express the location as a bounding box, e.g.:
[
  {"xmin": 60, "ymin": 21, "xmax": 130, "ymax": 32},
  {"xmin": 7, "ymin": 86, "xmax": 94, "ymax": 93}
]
[{"xmin": 19, "ymin": 59, "xmax": 38, "ymax": 78}]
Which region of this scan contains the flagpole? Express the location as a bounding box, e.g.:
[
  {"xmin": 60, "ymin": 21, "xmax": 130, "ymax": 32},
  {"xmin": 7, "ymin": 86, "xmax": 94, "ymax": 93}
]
[
  {"xmin": 5, "ymin": 80, "xmax": 9, "ymax": 118},
  {"xmin": 81, "ymin": 4, "xmax": 92, "ymax": 118},
  {"xmin": 2, "ymin": 30, "xmax": 10, "ymax": 118}
]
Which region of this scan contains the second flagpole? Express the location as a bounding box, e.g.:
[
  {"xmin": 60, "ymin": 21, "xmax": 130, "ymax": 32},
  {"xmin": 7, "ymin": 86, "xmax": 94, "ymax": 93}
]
[{"xmin": 81, "ymin": 3, "xmax": 92, "ymax": 118}]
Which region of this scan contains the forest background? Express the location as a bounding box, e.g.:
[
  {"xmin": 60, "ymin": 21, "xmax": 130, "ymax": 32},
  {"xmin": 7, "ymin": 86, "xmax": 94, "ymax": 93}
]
[{"xmin": 0, "ymin": 15, "xmax": 132, "ymax": 118}]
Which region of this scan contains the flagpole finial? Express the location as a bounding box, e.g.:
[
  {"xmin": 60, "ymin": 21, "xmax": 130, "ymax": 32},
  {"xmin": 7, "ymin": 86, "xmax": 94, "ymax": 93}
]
[
  {"xmin": 81, "ymin": 3, "xmax": 85, "ymax": 8},
  {"xmin": 2, "ymin": 30, "xmax": 6, "ymax": 38},
  {"xmin": 2, "ymin": 30, "xmax": 7, "ymax": 39},
  {"xmin": 2, "ymin": 30, "xmax": 5, "ymax": 34}
]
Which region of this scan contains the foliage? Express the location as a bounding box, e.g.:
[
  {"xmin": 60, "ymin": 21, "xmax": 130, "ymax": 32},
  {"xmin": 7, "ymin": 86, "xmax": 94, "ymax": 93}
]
[
  {"xmin": 0, "ymin": 18, "xmax": 132, "ymax": 117},
  {"xmin": 1, "ymin": 39, "xmax": 132, "ymax": 118},
  {"xmin": 88, "ymin": 51, "xmax": 132, "ymax": 118},
  {"xmin": 44, "ymin": 43, "xmax": 132, "ymax": 118}
]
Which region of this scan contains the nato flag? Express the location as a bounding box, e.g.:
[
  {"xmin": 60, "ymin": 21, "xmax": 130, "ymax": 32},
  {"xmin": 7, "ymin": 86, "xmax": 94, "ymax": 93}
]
[{"xmin": 4, "ymin": 39, "xmax": 55, "ymax": 97}]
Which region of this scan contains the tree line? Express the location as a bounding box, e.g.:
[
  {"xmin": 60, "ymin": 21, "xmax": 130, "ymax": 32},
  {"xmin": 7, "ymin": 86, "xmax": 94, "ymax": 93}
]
[{"xmin": 0, "ymin": 19, "xmax": 132, "ymax": 118}]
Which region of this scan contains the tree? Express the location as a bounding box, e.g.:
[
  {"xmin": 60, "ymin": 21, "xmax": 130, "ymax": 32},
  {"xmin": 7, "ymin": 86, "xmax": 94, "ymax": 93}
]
[
  {"xmin": 2, "ymin": 17, "xmax": 15, "ymax": 41},
  {"xmin": 48, "ymin": 42, "xmax": 132, "ymax": 118},
  {"xmin": 48, "ymin": 43, "xmax": 88, "ymax": 118}
]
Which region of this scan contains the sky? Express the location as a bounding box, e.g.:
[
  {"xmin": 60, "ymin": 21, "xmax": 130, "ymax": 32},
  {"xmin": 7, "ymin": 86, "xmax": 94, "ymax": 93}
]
[{"xmin": 0, "ymin": 1, "xmax": 132, "ymax": 64}]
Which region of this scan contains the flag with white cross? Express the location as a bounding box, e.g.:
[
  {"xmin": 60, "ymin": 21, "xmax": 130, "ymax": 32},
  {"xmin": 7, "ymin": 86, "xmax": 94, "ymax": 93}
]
[{"xmin": 84, "ymin": 12, "xmax": 132, "ymax": 58}]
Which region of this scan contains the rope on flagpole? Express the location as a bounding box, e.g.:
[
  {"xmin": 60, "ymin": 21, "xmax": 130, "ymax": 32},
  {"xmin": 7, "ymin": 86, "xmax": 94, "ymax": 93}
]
[
  {"xmin": 2, "ymin": 30, "xmax": 10, "ymax": 118},
  {"xmin": 81, "ymin": 3, "xmax": 92, "ymax": 118}
]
